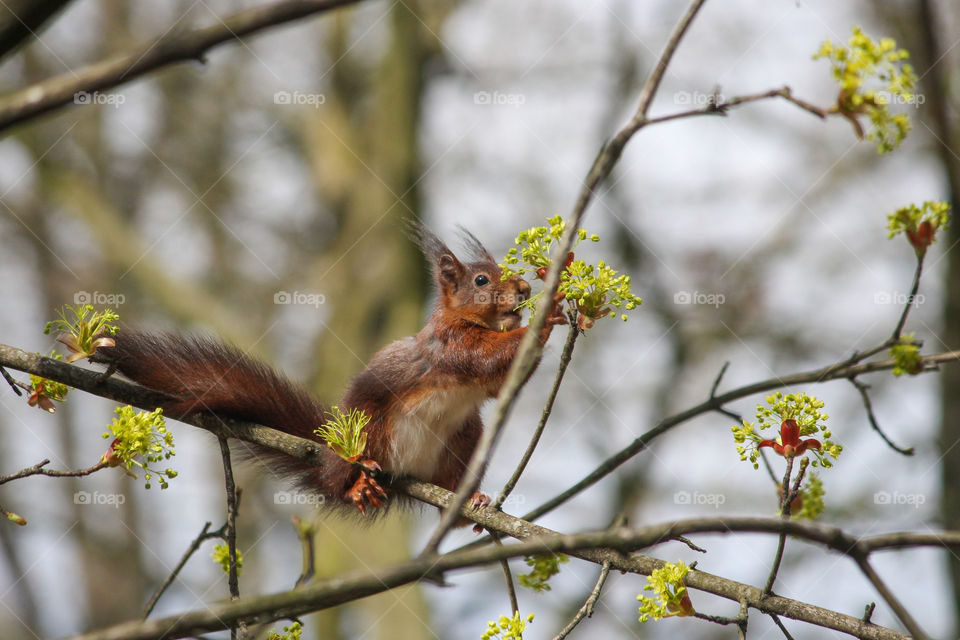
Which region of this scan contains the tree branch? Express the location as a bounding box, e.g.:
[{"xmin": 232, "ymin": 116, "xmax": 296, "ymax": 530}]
[{"xmin": 0, "ymin": 0, "xmax": 364, "ymax": 132}]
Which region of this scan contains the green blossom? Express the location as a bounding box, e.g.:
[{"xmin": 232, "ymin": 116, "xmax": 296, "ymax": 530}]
[
  {"xmin": 28, "ymin": 352, "xmax": 70, "ymax": 413},
  {"xmin": 792, "ymin": 472, "xmax": 825, "ymax": 521},
  {"xmin": 211, "ymin": 543, "xmax": 243, "ymax": 576},
  {"xmin": 517, "ymin": 553, "xmax": 569, "ymax": 592},
  {"xmin": 500, "ymin": 216, "xmax": 640, "ymax": 328},
  {"xmin": 266, "ymin": 622, "xmax": 302, "ymax": 640},
  {"xmin": 44, "ymin": 304, "xmax": 119, "ymax": 363},
  {"xmin": 102, "ymin": 406, "xmax": 177, "ymax": 489},
  {"xmin": 637, "ymin": 561, "xmax": 695, "ymax": 622},
  {"xmin": 814, "ymin": 26, "xmax": 918, "ymax": 153},
  {"xmin": 315, "ymin": 406, "xmax": 371, "ymax": 461},
  {"xmin": 890, "ymin": 334, "xmax": 923, "ymax": 376},
  {"xmin": 481, "ymin": 612, "xmax": 534, "ymax": 640},
  {"xmin": 732, "ymin": 392, "xmax": 841, "ymax": 469},
  {"xmin": 887, "ymin": 201, "xmax": 950, "ymax": 256}
]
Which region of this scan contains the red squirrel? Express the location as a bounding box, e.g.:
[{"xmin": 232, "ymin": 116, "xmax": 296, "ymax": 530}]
[{"xmin": 96, "ymin": 224, "xmax": 567, "ymax": 516}]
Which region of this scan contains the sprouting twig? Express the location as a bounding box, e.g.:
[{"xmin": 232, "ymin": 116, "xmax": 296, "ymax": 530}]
[
  {"xmin": 552, "ymin": 561, "xmax": 611, "ymax": 640},
  {"xmin": 0, "ymin": 458, "xmax": 108, "ymax": 486},
  {"xmin": 892, "ymin": 255, "xmax": 924, "ymax": 341},
  {"xmin": 770, "ymin": 613, "xmax": 797, "ymax": 640},
  {"xmin": 495, "ymin": 323, "xmax": 579, "ymax": 510},
  {"xmin": 0, "ymin": 366, "xmax": 23, "ymax": 396},
  {"xmin": 762, "ymin": 457, "xmax": 795, "ymax": 595},
  {"xmin": 492, "ymin": 535, "xmax": 519, "ymax": 616},
  {"xmin": 142, "ymin": 522, "xmax": 218, "ymax": 619},
  {"xmin": 849, "ymin": 378, "xmax": 914, "ymax": 455}
]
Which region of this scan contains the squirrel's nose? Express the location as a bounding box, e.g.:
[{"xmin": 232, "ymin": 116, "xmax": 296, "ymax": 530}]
[{"xmin": 516, "ymin": 279, "xmax": 531, "ymax": 300}]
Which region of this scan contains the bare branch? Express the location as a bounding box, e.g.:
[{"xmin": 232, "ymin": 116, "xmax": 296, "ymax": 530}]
[
  {"xmin": 849, "ymin": 378, "xmax": 914, "ymax": 455},
  {"xmin": 552, "ymin": 561, "xmax": 610, "ymax": 640},
  {"xmin": 0, "ymin": 0, "xmax": 363, "ymax": 132},
  {"xmin": 422, "ymin": 0, "xmax": 712, "ymax": 557}
]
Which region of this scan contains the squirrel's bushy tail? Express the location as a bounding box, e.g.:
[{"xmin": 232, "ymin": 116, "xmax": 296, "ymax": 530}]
[
  {"xmin": 101, "ymin": 330, "xmax": 326, "ymax": 441},
  {"xmin": 98, "ymin": 331, "xmax": 367, "ymax": 510}
]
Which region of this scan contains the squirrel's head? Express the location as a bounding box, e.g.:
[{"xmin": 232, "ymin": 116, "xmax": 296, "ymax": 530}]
[{"xmin": 408, "ymin": 222, "xmax": 531, "ymax": 331}]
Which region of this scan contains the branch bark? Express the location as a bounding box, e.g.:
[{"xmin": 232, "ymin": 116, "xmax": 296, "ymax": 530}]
[{"xmin": 0, "ymin": 0, "xmax": 364, "ymax": 132}]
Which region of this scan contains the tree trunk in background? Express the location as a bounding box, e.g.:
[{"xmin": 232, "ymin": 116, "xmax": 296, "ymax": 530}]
[
  {"xmin": 298, "ymin": 3, "xmax": 445, "ymax": 639},
  {"xmin": 913, "ymin": 0, "xmax": 960, "ymax": 633}
]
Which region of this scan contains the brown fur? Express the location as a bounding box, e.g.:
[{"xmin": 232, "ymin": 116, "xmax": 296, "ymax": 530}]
[{"xmin": 97, "ymin": 224, "xmax": 564, "ymax": 516}]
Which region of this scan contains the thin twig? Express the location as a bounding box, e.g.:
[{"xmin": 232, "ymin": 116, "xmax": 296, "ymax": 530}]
[
  {"xmin": 519, "ymin": 348, "xmax": 960, "ymax": 524},
  {"xmin": 293, "ymin": 516, "xmax": 317, "ymax": 587},
  {"xmin": 849, "ymin": 378, "xmax": 914, "ymax": 455},
  {"xmin": 142, "ymin": 522, "xmax": 218, "ymax": 619},
  {"xmin": 218, "ymin": 437, "xmax": 241, "ymax": 601},
  {"xmin": 854, "ymin": 555, "xmax": 928, "ymax": 640},
  {"xmin": 492, "ymin": 535, "xmax": 519, "ymax": 615},
  {"xmin": 892, "ymin": 255, "xmax": 924, "ymax": 341},
  {"xmin": 0, "ymin": 366, "xmax": 23, "ymax": 395},
  {"xmin": 495, "ymin": 323, "xmax": 579, "ymax": 510},
  {"xmin": 421, "ymin": 0, "xmax": 713, "ymax": 557},
  {"xmin": 0, "ymin": 0, "xmax": 363, "ymax": 132},
  {"xmin": 552, "ymin": 561, "xmax": 611, "ymax": 640},
  {"xmin": 0, "ymin": 458, "xmax": 108, "ymax": 486},
  {"xmin": 673, "ymin": 535, "xmax": 708, "ymax": 553},
  {"xmin": 770, "ymin": 613, "xmax": 797, "ymax": 640},
  {"xmin": 762, "ymin": 457, "xmax": 795, "ymax": 595}
]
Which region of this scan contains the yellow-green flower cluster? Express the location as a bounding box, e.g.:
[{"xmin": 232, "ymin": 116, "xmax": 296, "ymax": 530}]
[
  {"xmin": 891, "ymin": 334, "xmax": 923, "ymax": 377},
  {"xmin": 814, "ymin": 26, "xmax": 918, "ymax": 153},
  {"xmin": 102, "ymin": 406, "xmax": 177, "ymax": 489},
  {"xmin": 211, "ymin": 543, "xmax": 244, "ymax": 576},
  {"xmin": 266, "ymin": 622, "xmax": 302, "ymax": 640},
  {"xmin": 887, "ymin": 201, "xmax": 950, "ymax": 239},
  {"xmin": 315, "ymin": 406, "xmax": 371, "ymax": 461},
  {"xmin": 44, "ymin": 304, "xmax": 119, "ymax": 363},
  {"xmin": 500, "ymin": 216, "xmax": 641, "ymax": 327},
  {"xmin": 481, "ymin": 612, "xmax": 534, "ymax": 640},
  {"xmin": 517, "ymin": 553, "xmax": 569, "ymax": 593},
  {"xmin": 792, "ymin": 473, "xmax": 825, "ymax": 521},
  {"xmin": 733, "ymin": 393, "xmax": 841, "ymax": 469},
  {"xmin": 563, "ymin": 259, "xmax": 642, "ymax": 323},
  {"xmin": 501, "ymin": 215, "xmax": 597, "ymax": 277},
  {"xmin": 637, "ymin": 561, "xmax": 694, "ymax": 622}
]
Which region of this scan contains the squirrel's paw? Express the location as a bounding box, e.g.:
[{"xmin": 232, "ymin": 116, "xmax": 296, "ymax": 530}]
[
  {"xmin": 547, "ymin": 290, "xmax": 569, "ymax": 326},
  {"xmin": 345, "ymin": 465, "xmax": 387, "ymax": 516},
  {"xmin": 469, "ymin": 491, "xmax": 490, "ymax": 534}
]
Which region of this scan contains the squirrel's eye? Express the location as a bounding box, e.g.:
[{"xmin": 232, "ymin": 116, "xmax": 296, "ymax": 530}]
[{"xmin": 474, "ymin": 274, "xmax": 489, "ymax": 286}]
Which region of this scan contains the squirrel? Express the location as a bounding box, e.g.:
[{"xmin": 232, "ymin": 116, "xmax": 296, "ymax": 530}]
[{"xmin": 96, "ymin": 224, "xmax": 567, "ymax": 517}]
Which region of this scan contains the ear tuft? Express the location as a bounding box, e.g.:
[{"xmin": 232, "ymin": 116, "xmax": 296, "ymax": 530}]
[{"xmin": 457, "ymin": 226, "xmax": 495, "ymax": 263}]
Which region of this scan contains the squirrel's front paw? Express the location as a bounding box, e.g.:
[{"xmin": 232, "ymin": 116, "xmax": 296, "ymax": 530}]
[
  {"xmin": 469, "ymin": 491, "xmax": 490, "ymax": 534},
  {"xmin": 345, "ymin": 462, "xmax": 387, "ymax": 516}
]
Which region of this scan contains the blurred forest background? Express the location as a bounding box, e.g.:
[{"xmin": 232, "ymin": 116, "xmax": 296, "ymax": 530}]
[{"xmin": 1, "ymin": 0, "xmax": 959, "ymax": 638}]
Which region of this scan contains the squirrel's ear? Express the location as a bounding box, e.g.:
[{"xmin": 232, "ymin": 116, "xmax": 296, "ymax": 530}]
[
  {"xmin": 457, "ymin": 226, "xmax": 495, "ymax": 263},
  {"xmin": 436, "ymin": 253, "xmax": 464, "ymax": 289}
]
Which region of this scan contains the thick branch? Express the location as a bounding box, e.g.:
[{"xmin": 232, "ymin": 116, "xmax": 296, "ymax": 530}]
[
  {"xmin": 0, "ymin": 0, "xmax": 75, "ymax": 62},
  {"xmin": 0, "ymin": 0, "xmax": 363, "ymax": 132}
]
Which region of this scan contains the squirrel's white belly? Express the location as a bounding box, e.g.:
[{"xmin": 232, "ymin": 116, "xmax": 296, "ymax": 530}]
[{"xmin": 389, "ymin": 385, "xmax": 486, "ymax": 479}]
